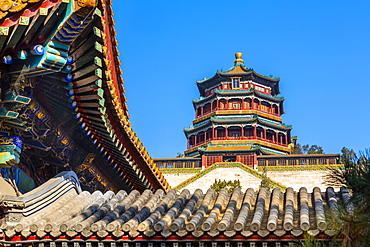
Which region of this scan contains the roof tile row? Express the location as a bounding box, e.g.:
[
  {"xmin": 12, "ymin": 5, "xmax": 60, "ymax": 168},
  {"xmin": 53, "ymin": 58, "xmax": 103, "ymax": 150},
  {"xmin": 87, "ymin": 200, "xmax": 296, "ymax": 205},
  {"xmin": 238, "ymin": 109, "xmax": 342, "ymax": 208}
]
[{"xmin": 0, "ymin": 171, "xmax": 345, "ymax": 241}]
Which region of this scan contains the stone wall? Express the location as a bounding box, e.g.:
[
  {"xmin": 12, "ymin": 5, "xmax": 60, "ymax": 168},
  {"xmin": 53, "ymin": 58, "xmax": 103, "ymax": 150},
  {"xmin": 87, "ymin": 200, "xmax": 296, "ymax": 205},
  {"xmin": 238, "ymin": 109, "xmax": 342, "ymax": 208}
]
[
  {"xmin": 163, "ymin": 173, "xmax": 197, "ymax": 188},
  {"xmin": 181, "ymin": 167, "xmax": 262, "ymax": 193},
  {"xmin": 163, "ymin": 166, "xmax": 335, "ymax": 193},
  {"xmin": 267, "ymin": 170, "xmax": 332, "ymax": 192}
]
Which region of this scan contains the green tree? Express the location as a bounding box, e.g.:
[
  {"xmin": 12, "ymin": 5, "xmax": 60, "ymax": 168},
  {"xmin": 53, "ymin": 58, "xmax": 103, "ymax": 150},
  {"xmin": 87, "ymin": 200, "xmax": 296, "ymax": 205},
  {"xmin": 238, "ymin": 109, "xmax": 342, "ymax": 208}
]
[
  {"xmin": 260, "ymin": 167, "xmax": 273, "ymax": 192},
  {"xmin": 339, "ymin": 147, "xmax": 356, "ymax": 163},
  {"xmin": 302, "ymin": 144, "xmax": 324, "ymax": 154},
  {"xmin": 292, "ymin": 143, "xmax": 303, "ymax": 154},
  {"xmin": 292, "ymin": 143, "xmax": 324, "ymax": 154},
  {"xmin": 210, "ymin": 179, "xmax": 241, "ymax": 193},
  {"xmin": 294, "ymin": 232, "xmax": 337, "ymax": 247},
  {"xmin": 176, "ymin": 152, "xmax": 184, "ymax": 157},
  {"xmin": 325, "ymin": 150, "xmax": 370, "ymax": 246}
]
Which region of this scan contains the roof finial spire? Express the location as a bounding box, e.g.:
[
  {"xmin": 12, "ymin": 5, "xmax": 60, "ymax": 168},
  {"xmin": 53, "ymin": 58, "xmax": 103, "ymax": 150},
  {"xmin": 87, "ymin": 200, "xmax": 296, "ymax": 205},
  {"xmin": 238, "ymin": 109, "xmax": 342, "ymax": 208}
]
[{"xmin": 234, "ymin": 52, "xmax": 244, "ymax": 65}]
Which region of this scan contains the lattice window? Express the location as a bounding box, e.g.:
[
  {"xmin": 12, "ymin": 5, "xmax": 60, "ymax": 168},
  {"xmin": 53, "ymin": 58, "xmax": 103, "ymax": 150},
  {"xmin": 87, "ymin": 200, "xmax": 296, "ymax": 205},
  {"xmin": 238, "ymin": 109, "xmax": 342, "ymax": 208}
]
[
  {"xmin": 240, "ymin": 155, "xmax": 254, "ymax": 166},
  {"xmin": 206, "ymin": 156, "xmax": 221, "ymax": 167},
  {"xmin": 318, "ymin": 158, "xmax": 326, "ymax": 165},
  {"xmin": 268, "ymin": 159, "xmax": 276, "ymax": 166},
  {"xmin": 308, "ymin": 159, "xmax": 317, "ymax": 165},
  {"xmin": 277, "ymin": 159, "xmax": 286, "ymax": 166},
  {"xmin": 258, "ymin": 159, "xmax": 266, "ymax": 166},
  {"xmin": 288, "ymin": 159, "xmax": 296, "ymax": 166}
]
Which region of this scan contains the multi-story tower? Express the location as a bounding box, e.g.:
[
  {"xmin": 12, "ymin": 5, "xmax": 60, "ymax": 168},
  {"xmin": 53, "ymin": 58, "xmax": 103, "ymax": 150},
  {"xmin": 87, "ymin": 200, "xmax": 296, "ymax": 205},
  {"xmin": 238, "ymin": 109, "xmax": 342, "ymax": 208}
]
[{"xmin": 184, "ymin": 53, "xmax": 293, "ymax": 167}]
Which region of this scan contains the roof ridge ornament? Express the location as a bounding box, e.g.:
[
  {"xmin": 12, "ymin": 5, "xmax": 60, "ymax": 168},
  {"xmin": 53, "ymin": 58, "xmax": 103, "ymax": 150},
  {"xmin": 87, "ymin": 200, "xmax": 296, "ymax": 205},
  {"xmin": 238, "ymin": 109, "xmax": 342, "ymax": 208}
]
[{"xmin": 234, "ymin": 52, "xmax": 244, "ymax": 65}]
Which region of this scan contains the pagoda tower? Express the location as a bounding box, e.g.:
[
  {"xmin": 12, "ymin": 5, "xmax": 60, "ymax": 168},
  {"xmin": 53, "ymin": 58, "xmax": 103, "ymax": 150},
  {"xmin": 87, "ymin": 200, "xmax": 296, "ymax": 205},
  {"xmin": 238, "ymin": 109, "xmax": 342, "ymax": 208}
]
[{"xmin": 184, "ymin": 53, "xmax": 293, "ymax": 167}]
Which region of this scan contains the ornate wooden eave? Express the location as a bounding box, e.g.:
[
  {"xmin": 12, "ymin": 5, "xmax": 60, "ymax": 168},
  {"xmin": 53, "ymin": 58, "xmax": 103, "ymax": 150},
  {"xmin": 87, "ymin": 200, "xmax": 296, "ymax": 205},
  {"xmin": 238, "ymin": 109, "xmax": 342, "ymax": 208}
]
[
  {"xmin": 0, "ymin": 0, "xmax": 45, "ymax": 20},
  {"xmin": 0, "ymin": 0, "xmax": 169, "ymax": 192}
]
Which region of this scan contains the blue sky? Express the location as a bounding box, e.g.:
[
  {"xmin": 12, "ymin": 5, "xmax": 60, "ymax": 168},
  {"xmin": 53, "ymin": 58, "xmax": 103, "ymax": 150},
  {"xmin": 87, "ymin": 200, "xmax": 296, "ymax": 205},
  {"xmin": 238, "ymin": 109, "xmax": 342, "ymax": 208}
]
[{"xmin": 112, "ymin": 1, "xmax": 370, "ymax": 158}]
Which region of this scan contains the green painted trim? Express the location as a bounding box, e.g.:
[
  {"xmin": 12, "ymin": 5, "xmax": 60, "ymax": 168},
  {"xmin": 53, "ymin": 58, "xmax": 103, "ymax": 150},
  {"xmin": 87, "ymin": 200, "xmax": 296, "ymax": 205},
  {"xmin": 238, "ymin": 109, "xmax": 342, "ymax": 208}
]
[
  {"xmin": 159, "ymin": 168, "xmax": 202, "ymax": 174},
  {"xmin": 257, "ymin": 164, "xmax": 344, "ymax": 172},
  {"xmin": 174, "ymin": 162, "xmax": 286, "ymax": 191},
  {"xmin": 0, "ymin": 107, "xmax": 19, "ymax": 119},
  {"xmin": 94, "ymin": 7, "xmax": 102, "ymax": 17}
]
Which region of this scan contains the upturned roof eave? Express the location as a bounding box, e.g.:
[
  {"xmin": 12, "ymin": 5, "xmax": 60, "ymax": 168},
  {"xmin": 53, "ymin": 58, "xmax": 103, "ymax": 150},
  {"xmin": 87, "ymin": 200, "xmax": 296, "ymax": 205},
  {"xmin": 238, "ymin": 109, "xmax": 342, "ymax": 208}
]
[
  {"xmin": 196, "ymin": 67, "xmax": 281, "ymax": 96},
  {"xmin": 192, "ymin": 89, "xmax": 285, "ymax": 106},
  {"xmin": 196, "ymin": 66, "xmax": 280, "ymax": 85},
  {"xmin": 183, "ymin": 116, "xmax": 291, "ymax": 137},
  {"xmin": 211, "ymin": 116, "xmax": 292, "ymax": 130}
]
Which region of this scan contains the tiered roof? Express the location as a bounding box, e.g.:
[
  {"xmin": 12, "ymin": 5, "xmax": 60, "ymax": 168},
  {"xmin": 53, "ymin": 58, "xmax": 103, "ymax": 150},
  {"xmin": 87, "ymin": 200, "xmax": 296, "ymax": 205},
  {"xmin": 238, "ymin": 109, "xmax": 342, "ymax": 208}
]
[
  {"xmin": 196, "ymin": 53, "xmax": 280, "ymax": 97},
  {"xmin": 184, "ymin": 53, "xmax": 293, "ymax": 157},
  {"xmin": 192, "ymin": 89, "xmax": 285, "ymax": 105},
  {"xmin": 186, "ymin": 115, "xmax": 291, "ymax": 132}
]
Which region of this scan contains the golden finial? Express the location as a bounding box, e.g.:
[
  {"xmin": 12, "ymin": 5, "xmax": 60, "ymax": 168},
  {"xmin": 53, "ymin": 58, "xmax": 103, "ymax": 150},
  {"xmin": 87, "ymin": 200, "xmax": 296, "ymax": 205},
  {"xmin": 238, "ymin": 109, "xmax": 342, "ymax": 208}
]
[{"xmin": 234, "ymin": 52, "xmax": 244, "ymax": 65}]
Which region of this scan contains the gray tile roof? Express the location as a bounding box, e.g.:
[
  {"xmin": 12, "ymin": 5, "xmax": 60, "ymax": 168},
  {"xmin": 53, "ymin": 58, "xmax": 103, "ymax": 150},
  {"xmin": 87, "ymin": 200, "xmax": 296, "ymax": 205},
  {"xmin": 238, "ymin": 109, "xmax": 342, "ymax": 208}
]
[{"xmin": 0, "ymin": 171, "xmax": 344, "ymax": 241}]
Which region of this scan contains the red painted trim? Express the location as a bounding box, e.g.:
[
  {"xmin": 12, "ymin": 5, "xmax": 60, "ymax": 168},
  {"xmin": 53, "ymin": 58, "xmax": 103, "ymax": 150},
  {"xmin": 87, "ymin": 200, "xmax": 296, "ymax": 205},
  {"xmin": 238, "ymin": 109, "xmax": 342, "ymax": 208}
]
[
  {"xmin": 100, "ymin": 2, "xmax": 125, "ymax": 108},
  {"xmin": 0, "ymin": 0, "xmax": 61, "ymax": 27},
  {"xmin": 3, "ymin": 233, "xmax": 336, "ymax": 242},
  {"xmin": 10, "ymin": 236, "xmax": 22, "ymax": 242}
]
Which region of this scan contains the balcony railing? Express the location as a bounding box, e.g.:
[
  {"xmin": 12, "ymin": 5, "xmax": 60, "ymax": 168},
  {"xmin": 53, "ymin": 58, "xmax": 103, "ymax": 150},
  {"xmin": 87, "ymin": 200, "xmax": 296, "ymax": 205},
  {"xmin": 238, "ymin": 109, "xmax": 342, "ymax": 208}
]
[
  {"xmin": 196, "ymin": 107, "xmax": 280, "ymax": 119},
  {"xmin": 188, "ymin": 136, "xmax": 288, "ymax": 149},
  {"xmin": 257, "ymin": 155, "xmax": 340, "ymax": 166}
]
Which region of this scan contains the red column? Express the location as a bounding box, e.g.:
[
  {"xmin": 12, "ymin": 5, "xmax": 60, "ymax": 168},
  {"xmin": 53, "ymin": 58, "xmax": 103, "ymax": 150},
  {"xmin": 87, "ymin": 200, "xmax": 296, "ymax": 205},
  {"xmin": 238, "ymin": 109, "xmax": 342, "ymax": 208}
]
[
  {"xmin": 225, "ymin": 127, "xmax": 228, "ymax": 139},
  {"xmin": 194, "ymin": 135, "xmax": 197, "ymax": 146},
  {"xmin": 276, "ymin": 132, "xmax": 279, "ymax": 144},
  {"xmin": 202, "ymin": 155, "xmax": 207, "ymax": 168},
  {"xmin": 253, "ymin": 154, "xmax": 257, "ymax": 168},
  {"xmin": 241, "ymin": 126, "xmax": 244, "ymax": 139},
  {"xmin": 285, "ymin": 134, "xmax": 288, "ymax": 145},
  {"xmin": 201, "ymin": 106, "xmax": 204, "ymax": 116},
  {"xmin": 253, "ymin": 126, "xmax": 257, "ymax": 138},
  {"xmin": 278, "ymin": 105, "xmax": 281, "ymax": 116},
  {"xmin": 212, "ymin": 127, "xmax": 215, "ymax": 140},
  {"xmin": 251, "ymin": 98, "xmax": 254, "ymax": 109},
  {"xmin": 226, "ymin": 99, "xmax": 229, "ymax": 110},
  {"xmin": 264, "ymin": 129, "xmax": 267, "ymax": 140},
  {"xmin": 204, "ymin": 131, "xmax": 206, "ymax": 142}
]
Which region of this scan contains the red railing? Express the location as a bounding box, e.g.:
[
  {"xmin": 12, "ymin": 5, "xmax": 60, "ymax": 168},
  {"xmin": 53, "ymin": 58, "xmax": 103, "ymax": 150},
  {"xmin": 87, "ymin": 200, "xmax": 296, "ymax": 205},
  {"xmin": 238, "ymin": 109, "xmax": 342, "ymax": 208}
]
[{"xmin": 187, "ymin": 136, "xmax": 288, "ymax": 149}]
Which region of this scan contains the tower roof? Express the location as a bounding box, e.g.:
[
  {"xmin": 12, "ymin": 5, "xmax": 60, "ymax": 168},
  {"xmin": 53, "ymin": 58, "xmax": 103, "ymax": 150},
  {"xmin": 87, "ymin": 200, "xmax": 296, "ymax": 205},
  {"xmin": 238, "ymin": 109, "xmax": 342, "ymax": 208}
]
[
  {"xmin": 234, "ymin": 52, "xmax": 244, "ymax": 65},
  {"xmin": 196, "ymin": 53, "xmax": 280, "ymax": 96}
]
